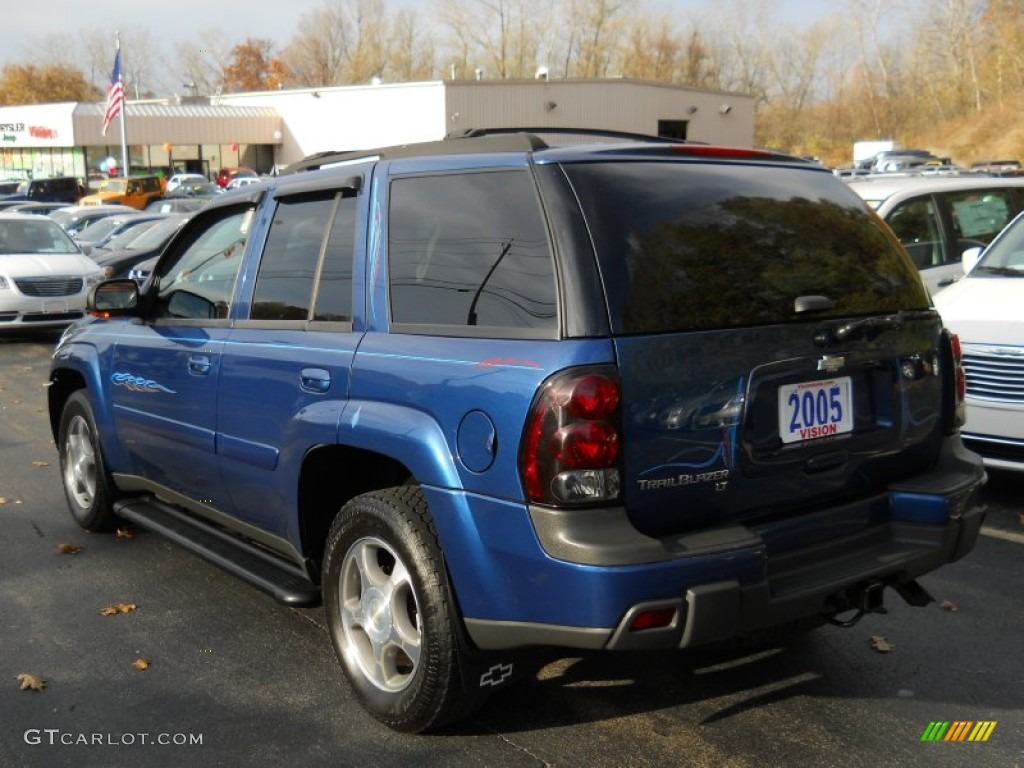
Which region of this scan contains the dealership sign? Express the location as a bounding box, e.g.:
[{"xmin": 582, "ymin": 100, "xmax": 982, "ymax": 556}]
[{"xmin": 0, "ymin": 104, "xmax": 75, "ymax": 146}]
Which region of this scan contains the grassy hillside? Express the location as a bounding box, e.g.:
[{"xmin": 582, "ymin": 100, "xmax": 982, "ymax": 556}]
[{"xmin": 900, "ymin": 95, "xmax": 1024, "ymax": 168}]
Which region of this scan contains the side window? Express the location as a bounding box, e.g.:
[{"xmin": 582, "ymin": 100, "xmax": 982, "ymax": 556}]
[
  {"xmin": 944, "ymin": 189, "xmax": 1015, "ymax": 259},
  {"xmin": 154, "ymin": 208, "xmax": 253, "ymax": 320},
  {"xmin": 387, "ymin": 170, "xmax": 556, "ymax": 332},
  {"xmin": 250, "ymin": 195, "xmax": 335, "ymax": 321},
  {"xmin": 312, "ymin": 195, "xmax": 357, "ymax": 322},
  {"xmin": 886, "ymin": 198, "xmax": 944, "ymax": 269}
]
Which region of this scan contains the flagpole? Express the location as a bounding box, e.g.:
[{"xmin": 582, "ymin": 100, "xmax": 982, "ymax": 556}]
[{"xmin": 116, "ymin": 32, "xmax": 129, "ymax": 176}]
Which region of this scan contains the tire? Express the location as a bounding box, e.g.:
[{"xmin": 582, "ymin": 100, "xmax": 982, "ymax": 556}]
[
  {"xmin": 57, "ymin": 390, "xmax": 118, "ymax": 532},
  {"xmin": 322, "ymin": 486, "xmax": 481, "ymax": 733}
]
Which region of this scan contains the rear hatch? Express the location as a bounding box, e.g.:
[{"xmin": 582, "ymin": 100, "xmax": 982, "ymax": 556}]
[{"xmin": 559, "ymin": 154, "xmax": 945, "ymax": 537}]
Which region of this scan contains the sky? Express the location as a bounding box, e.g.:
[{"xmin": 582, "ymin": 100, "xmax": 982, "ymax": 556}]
[{"xmin": 3, "ymin": 0, "xmax": 835, "ymax": 71}]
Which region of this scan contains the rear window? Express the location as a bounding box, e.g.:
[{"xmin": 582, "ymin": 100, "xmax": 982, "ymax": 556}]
[{"xmin": 562, "ymin": 161, "xmax": 929, "ymax": 334}]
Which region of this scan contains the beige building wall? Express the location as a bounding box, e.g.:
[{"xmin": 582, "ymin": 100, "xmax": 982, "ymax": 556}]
[{"xmin": 444, "ymin": 80, "xmax": 754, "ymax": 147}]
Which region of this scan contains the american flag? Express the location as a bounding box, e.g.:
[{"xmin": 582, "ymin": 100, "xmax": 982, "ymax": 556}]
[{"xmin": 102, "ymin": 49, "xmax": 124, "ymax": 137}]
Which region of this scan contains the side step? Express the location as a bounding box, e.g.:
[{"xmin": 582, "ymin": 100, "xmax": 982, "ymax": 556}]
[{"xmin": 114, "ymin": 497, "xmax": 322, "ymax": 607}]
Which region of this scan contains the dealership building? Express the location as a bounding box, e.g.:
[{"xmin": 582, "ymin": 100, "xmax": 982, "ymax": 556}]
[{"xmin": 0, "ymin": 78, "xmax": 755, "ymax": 181}]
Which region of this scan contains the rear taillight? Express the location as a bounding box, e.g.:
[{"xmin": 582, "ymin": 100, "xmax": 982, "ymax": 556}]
[
  {"xmin": 949, "ymin": 332, "xmax": 967, "ymax": 431},
  {"xmin": 521, "ymin": 367, "xmax": 622, "ymax": 505}
]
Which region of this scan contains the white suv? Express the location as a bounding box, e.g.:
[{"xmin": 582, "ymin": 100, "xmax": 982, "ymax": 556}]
[{"xmin": 848, "ymin": 175, "xmax": 1024, "ymax": 295}]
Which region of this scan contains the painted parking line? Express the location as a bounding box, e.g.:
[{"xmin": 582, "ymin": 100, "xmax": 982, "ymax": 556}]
[{"xmin": 980, "ymin": 526, "xmax": 1024, "ymax": 545}]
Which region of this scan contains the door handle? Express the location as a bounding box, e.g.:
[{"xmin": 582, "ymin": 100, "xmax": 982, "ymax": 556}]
[
  {"xmin": 188, "ymin": 354, "xmax": 212, "ymax": 376},
  {"xmin": 300, "ymin": 368, "xmax": 331, "ymax": 393}
]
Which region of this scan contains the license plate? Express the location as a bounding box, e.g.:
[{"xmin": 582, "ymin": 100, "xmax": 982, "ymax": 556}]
[
  {"xmin": 778, "ymin": 376, "xmax": 853, "ymax": 444},
  {"xmin": 42, "ymin": 300, "xmax": 68, "ymax": 314}
]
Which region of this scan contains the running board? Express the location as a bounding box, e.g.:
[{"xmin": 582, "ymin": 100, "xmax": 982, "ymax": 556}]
[{"xmin": 114, "ymin": 497, "xmax": 321, "ymax": 607}]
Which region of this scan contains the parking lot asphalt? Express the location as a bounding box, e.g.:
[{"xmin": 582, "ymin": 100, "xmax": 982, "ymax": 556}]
[{"xmin": 2, "ymin": 331, "xmax": 1022, "ymax": 768}]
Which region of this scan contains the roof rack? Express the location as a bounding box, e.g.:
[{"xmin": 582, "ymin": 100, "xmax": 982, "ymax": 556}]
[
  {"xmin": 279, "ymin": 127, "xmax": 688, "ymax": 174},
  {"xmin": 280, "ymin": 133, "xmax": 545, "ymax": 175},
  {"xmin": 445, "ymin": 127, "xmax": 689, "ymax": 144}
]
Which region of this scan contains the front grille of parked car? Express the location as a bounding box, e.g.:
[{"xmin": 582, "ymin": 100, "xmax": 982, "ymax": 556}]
[
  {"xmin": 14, "ymin": 278, "xmax": 84, "ymax": 297},
  {"xmin": 962, "ymin": 434, "xmax": 1024, "ymax": 462},
  {"xmin": 962, "ymin": 347, "xmax": 1024, "ymax": 403}
]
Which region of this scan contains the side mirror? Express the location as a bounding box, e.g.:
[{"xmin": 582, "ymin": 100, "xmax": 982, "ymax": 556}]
[
  {"xmin": 88, "ymin": 278, "xmax": 139, "ymax": 316},
  {"xmin": 961, "ymin": 247, "xmax": 983, "ymax": 274}
]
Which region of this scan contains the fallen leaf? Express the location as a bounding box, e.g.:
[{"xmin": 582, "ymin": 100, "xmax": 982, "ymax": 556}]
[
  {"xmin": 132, "ymin": 658, "xmax": 150, "ymax": 671},
  {"xmin": 31, "ymin": 461, "xmax": 49, "ymax": 468},
  {"xmin": 56, "ymin": 543, "xmax": 82, "ymax": 554},
  {"xmin": 870, "ymin": 635, "xmax": 895, "ymax": 653},
  {"xmin": 16, "ymin": 673, "xmax": 45, "ymax": 691},
  {"xmin": 99, "ymin": 603, "xmax": 138, "ymax": 616},
  {"xmin": 940, "ymin": 599, "xmax": 958, "ymax": 612},
  {"xmin": 115, "ymin": 527, "xmax": 134, "ymax": 539}
]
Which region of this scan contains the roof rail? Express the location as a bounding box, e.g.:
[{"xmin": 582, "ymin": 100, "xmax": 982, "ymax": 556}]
[
  {"xmin": 280, "ymin": 127, "xmax": 693, "ymax": 175},
  {"xmin": 445, "ymin": 127, "xmax": 689, "ymax": 144},
  {"xmin": 280, "ymin": 132, "xmax": 550, "ymax": 175}
]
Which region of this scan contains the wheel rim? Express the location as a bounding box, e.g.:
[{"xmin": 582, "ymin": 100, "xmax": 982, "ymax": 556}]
[
  {"xmin": 63, "ymin": 414, "xmax": 97, "ymax": 510},
  {"xmin": 338, "ymin": 536, "xmax": 422, "ymax": 693}
]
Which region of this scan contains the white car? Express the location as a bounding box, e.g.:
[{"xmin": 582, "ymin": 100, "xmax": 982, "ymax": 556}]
[
  {"xmin": 165, "ymin": 173, "xmax": 208, "ymax": 193},
  {"xmin": 0, "ymin": 213, "xmax": 104, "ymax": 331},
  {"xmin": 224, "ymin": 176, "xmax": 261, "ymax": 190},
  {"xmin": 932, "ymin": 211, "xmax": 1024, "ymax": 472},
  {"xmin": 847, "ymin": 175, "xmax": 1024, "ymax": 296}
]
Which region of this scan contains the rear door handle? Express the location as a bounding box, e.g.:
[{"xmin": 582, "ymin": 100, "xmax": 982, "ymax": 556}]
[
  {"xmin": 188, "ymin": 354, "xmax": 212, "ymax": 376},
  {"xmin": 300, "ymin": 368, "xmax": 331, "ymax": 393}
]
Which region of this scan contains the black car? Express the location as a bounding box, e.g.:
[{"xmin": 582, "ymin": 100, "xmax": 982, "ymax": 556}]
[
  {"xmin": 87, "ymin": 214, "xmax": 190, "ymax": 278},
  {"xmin": 0, "ymin": 176, "xmax": 84, "ymax": 203}
]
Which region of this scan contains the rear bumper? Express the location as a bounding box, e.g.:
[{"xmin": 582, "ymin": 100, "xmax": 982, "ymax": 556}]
[{"xmin": 447, "ymin": 438, "xmax": 986, "ymax": 652}]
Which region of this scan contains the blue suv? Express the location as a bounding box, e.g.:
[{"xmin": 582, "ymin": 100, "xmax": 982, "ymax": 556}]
[{"xmin": 49, "ymin": 130, "xmax": 986, "ymax": 732}]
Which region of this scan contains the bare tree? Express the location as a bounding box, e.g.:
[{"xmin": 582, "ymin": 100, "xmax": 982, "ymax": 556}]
[{"xmin": 282, "ymin": 0, "xmax": 395, "ymax": 86}]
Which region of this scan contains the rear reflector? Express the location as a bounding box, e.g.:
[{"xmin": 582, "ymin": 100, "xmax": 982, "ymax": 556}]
[{"xmin": 629, "ymin": 608, "xmax": 676, "ymax": 632}]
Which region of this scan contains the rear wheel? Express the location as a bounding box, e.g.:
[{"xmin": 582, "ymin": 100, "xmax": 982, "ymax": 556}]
[
  {"xmin": 322, "ymin": 486, "xmax": 482, "ymax": 732},
  {"xmin": 57, "ymin": 390, "xmax": 118, "ymax": 532}
]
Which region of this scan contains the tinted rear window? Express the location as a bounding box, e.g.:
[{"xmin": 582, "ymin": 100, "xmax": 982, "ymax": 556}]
[{"xmin": 562, "ymin": 162, "xmax": 929, "ymax": 334}]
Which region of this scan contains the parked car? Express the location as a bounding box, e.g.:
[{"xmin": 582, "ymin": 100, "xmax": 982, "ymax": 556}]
[
  {"xmin": 932, "ymin": 211, "xmax": 1024, "ymax": 471},
  {"xmin": 0, "ymin": 212, "xmax": 103, "ymax": 331},
  {"xmin": 72, "ymin": 212, "xmax": 169, "ymax": 254},
  {"xmin": 5, "ymin": 201, "xmax": 73, "ymax": 215},
  {"xmin": 79, "ymin": 175, "xmax": 166, "ymax": 210},
  {"xmin": 88, "ymin": 214, "xmax": 190, "ymax": 278},
  {"xmin": 49, "ymin": 131, "xmax": 985, "ymax": 733},
  {"xmin": 969, "ymin": 160, "xmax": 1023, "ymax": 176},
  {"xmin": 50, "ymin": 204, "xmax": 138, "ymax": 237},
  {"xmin": 215, "ymin": 166, "xmax": 256, "ymax": 188},
  {"xmin": 224, "ymin": 176, "xmax": 262, "ymax": 190},
  {"xmin": 848, "ymin": 175, "xmax": 1024, "ymax": 295},
  {"xmin": 144, "ymin": 196, "xmax": 208, "ymax": 214},
  {"xmin": 165, "ymin": 173, "xmax": 208, "ymax": 193},
  {"xmin": 0, "ymin": 176, "xmax": 84, "ymax": 204},
  {"xmin": 127, "ymin": 254, "xmax": 157, "ymax": 284}
]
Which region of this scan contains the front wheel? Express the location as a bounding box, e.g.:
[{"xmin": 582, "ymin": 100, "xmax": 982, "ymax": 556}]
[
  {"xmin": 57, "ymin": 390, "xmax": 118, "ymax": 532},
  {"xmin": 322, "ymin": 486, "xmax": 482, "ymax": 732}
]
